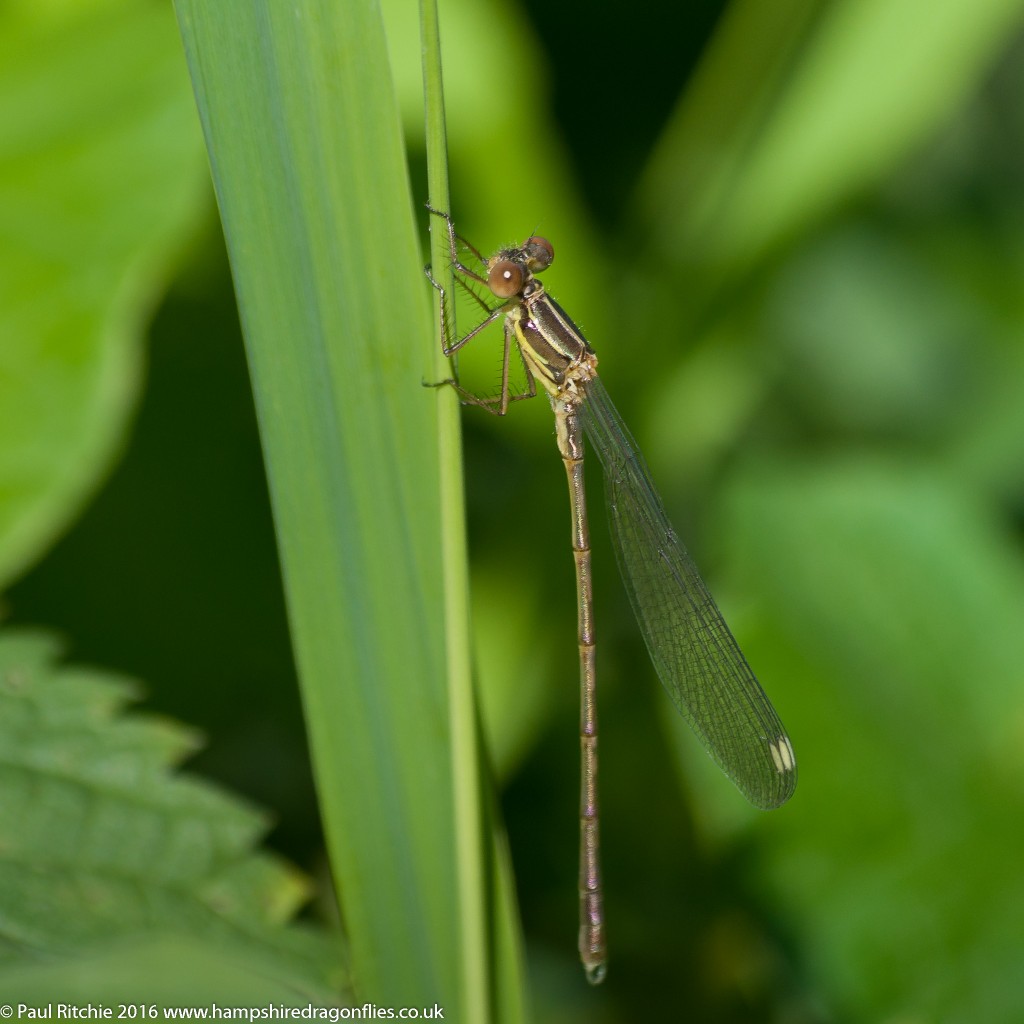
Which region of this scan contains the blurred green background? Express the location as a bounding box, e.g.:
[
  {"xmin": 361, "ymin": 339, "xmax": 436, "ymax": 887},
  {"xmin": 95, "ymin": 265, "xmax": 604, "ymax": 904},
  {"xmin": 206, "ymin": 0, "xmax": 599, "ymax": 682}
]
[{"xmin": 4, "ymin": 0, "xmax": 1024, "ymax": 1019}]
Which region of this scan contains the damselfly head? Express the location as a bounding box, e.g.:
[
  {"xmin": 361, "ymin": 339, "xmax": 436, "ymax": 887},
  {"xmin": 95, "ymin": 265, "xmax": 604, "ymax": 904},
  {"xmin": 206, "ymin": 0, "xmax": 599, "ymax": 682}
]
[{"xmin": 486, "ymin": 236, "xmax": 554, "ymax": 299}]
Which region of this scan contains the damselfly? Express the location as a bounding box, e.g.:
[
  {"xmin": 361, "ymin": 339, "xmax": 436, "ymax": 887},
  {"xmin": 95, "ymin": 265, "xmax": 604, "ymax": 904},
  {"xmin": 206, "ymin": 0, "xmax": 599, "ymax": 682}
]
[{"xmin": 427, "ymin": 208, "xmax": 797, "ymax": 985}]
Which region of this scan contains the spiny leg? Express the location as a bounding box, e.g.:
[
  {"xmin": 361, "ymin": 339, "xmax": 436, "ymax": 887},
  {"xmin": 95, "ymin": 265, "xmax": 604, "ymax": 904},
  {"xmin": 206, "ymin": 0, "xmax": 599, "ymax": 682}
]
[
  {"xmin": 423, "ymin": 206, "xmax": 537, "ymax": 414},
  {"xmin": 426, "ymin": 317, "xmax": 536, "ymax": 415},
  {"xmin": 426, "ymin": 205, "xmax": 489, "ymax": 284}
]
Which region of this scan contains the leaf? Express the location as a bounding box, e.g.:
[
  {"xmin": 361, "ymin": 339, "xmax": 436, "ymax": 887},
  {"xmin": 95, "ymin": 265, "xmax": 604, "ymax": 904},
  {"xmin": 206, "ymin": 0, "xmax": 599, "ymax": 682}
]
[
  {"xmin": 718, "ymin": 455, "xmax": 1024, "ymax": 1020},
  {"xmin": 638, "ymin": 0, "xmax": 1024, "ymax": 287},
  {"xmin": 0, "ymin": 0, "xmax": 209, "ymax": 588},
  {"xmin": 0, "ymin": 937, "xmax": 335, "ymax": 1005},
  {"xmin": 173, "ymin": 0, "xmax": 485, "ymax": 1013},
  {"xmin": 0, "ymin": 629, "xmax": 345, "ymax": 1001}
]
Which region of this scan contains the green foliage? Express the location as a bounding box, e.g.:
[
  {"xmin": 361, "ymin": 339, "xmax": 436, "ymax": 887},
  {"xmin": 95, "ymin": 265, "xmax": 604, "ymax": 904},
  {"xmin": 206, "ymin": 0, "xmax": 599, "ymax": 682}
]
[
  {"xmin": 724, "ymin": 456, "xmax": 1024, "ymax": 1020},
  {"xmin": 0, "ymin": 0, "xmax": 208, "ymax": 589},
  {"xmin": 0, "ymin": 630, "xmax": 344, "ymax": 1001},
  {"xmin": 4, "ymin": 0, "xmax": 1024, "ymax": 1020}
]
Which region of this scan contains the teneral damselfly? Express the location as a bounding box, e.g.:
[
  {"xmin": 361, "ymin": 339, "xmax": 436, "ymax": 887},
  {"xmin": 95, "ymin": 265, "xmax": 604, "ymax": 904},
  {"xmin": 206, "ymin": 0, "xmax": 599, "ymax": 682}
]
[{"xmin": 427, "ymin": 208, "xmax": 797, "ymax": 984}]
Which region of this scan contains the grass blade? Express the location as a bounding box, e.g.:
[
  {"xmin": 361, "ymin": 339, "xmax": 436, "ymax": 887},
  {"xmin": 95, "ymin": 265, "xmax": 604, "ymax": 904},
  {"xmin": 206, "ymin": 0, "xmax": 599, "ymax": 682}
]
[{"xmin": 419, "ymin": 2, "xmax": 528, "ymax": 1017}]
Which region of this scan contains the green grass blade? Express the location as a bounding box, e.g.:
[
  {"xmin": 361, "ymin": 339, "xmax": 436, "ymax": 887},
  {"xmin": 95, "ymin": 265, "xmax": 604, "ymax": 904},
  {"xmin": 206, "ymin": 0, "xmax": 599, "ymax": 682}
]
[
  {"xmin": 419, "ymin": 3, "xmax": 528, "ymax": 1018},
  {"xmin": 418, "ymin": 2, "xmax": 488, "ymax": 1018},
  {"xmin": 175, "ymin": 0, "xmax": 460, "ymax": 1009}
]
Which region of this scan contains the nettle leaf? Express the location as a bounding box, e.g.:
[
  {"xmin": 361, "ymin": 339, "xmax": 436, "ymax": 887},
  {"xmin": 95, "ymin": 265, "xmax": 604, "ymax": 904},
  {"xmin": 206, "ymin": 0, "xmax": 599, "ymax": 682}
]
[{"xmin": 0, "ymin": 629, "xmax": 346, "ymax": 1002}]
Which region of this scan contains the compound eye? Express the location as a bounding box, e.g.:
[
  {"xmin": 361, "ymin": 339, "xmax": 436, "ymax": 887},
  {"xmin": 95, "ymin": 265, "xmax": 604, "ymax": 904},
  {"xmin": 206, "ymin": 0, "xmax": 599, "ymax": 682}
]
[
  {"xmin": 488, "ymin": 260, "xmax": 524, "ymax": 298},
  {"xmin": 524, "ymin": 236, "xmax": 554, "ymax": 271}
]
